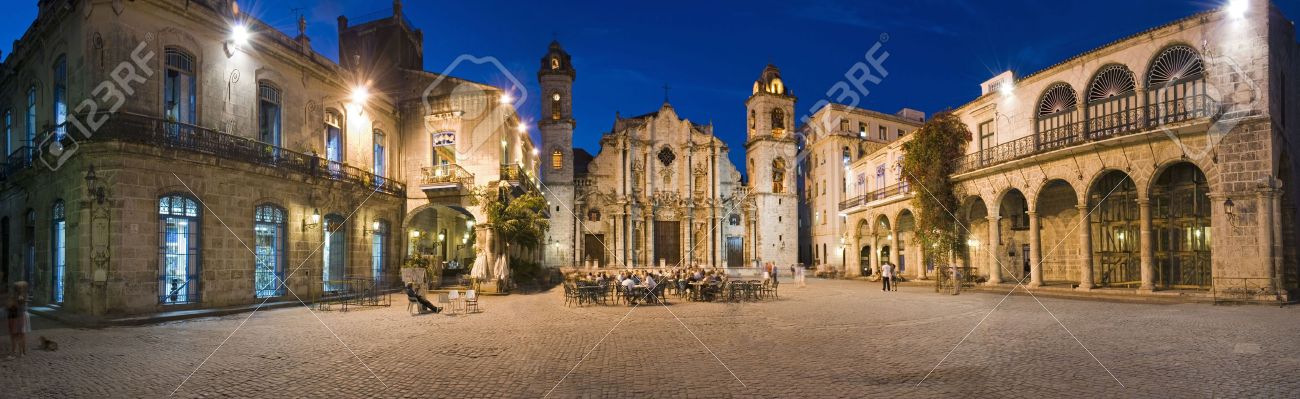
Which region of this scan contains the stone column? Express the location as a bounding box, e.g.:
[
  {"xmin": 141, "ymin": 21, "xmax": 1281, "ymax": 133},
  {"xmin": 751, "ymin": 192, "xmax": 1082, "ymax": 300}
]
[
  {"xmin": 1138, "ymin": 198, "xmax": 1155, "ymax": 292},
  {"xmin": 871, "ymin": 235, "xmax": 881, "ymax": 277},
  {"xmin": 1259, "ymin": 188, "xmax": 1277, "ymax": 291},
  {"xmin": 889, "ymin": 229, "xmax": 900, "ymax": 276},
  {"xmin": 1077, "ymin": 205, "xmax": 1094, "ymax": 290},
  {"xmin": 1028, "ymin": 211, "xmax": 1043, "ymax": 287},
  {"xmin": 987, "ymin": 216, "xmax": 1002, "ymax": 285}
]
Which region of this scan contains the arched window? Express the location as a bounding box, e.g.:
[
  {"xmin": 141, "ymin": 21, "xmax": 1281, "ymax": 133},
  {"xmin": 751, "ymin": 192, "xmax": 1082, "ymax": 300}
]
[
  {"xmin": 25, "ymin": 86, "xmax": 36, "ymax": 148},
  {"xmin": 4, "ymin": 110, "xmax": 12, "ymax": 160},
  {"xmin": 163, "ymin": 49, "xmax": 197, "ymax": 124},
  {"xmin": 254, "ymin": 204, "xmax": 285, "ymax": 298},
  {"xmin": 1086, "ymin": 65, "xmax": 1138, "ymax": 139},
  {"xmin": 51, "ymin": 200, "xmax": 66, "ymax": 303},
  {"xmin": 371, "ymin": 219, "xmax": 389, "ymax": 284},
  {"xmin": 772, "ymin": 158, "xmax": 787, "ymax": 194},
  {"xmin": 52, "ymin": 55, "xmax": 67, "ymax": 139},
  {"xmin": 1036, "ymin": 82, "xmax": 1079, "ymax": 151},
  {"xmin": 373, "ymin": 129, "xmax": 387, "ymax": 183},
  {"xmin": 324, "ymin": 109, "xmax": 344, "ymax": 172},
  {"xmin": 322, "ymin": 213, "xmax": 346, "ymax": 290},
  {"xmin": 159, "ymin": 194, "xmax": 201, "ymax": 304},
  {"xmin": 258, "ymin": 83, "xmax": 281, "ymax": 147},
  {"xmin": 551, "ymin": 149, "xmax": 563, "ymax": 170},
  {"xmin": 551, "ymin": 57, "xmax": 560, "ymax": 69},
  {"xmin": 771, "ymin": 108, "xmax": 786, "ymax": 136},
  {"xmin": 1147, "ymin": 45, "xmax": 1208, "ymax": 124}
]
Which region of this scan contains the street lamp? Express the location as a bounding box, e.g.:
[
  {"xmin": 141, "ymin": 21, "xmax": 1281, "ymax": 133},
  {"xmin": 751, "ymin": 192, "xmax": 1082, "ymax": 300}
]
[
  {"xmin": 84, "ymin": 164, "xmax": 107, "ymax": 204},
  {"xmin": 301, "ymin": 208, "xmax": 321, "ymax": 232}
]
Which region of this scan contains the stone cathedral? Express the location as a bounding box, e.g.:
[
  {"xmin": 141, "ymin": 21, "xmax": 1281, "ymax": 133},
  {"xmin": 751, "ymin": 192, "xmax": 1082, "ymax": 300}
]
[{"xmin": 540, "ymin": 43, "xmax": 797, "ymax": 269}]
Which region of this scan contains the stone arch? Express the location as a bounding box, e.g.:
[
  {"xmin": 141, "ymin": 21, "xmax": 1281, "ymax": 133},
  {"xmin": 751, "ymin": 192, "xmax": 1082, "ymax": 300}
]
[
  {"xmin": 1147, "ymin": 157, "xmax": 1218, "ymax": 199},
  {"xmin": 1087, "ymin": 169, "xmax": 1139, "ymax": 288},
  {"xmin": 1148, "ymin": 160, "xmax": 1212, "ymax": 289},
  {"xmin": 1036, "ymin": 178, "xmax": 1082, "ymax": 283}
]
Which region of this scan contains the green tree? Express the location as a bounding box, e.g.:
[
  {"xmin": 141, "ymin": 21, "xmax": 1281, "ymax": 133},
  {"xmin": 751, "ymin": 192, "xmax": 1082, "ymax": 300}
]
[
  {"xmin": 473, "ymin": 183, "xmax": 550, "ymax": 285},
  {"xmin": 900, "ymin": 111, "xmax": 971, "ymax": 271}
]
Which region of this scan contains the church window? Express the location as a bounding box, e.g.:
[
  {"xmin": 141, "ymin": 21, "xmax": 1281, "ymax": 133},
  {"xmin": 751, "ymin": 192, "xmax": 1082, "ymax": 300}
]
[
  {"xmin": 551, "ymin": 150, "xmax": 563, "ymax": 170},
  {"xmin": 728, "ymin": 214, "xmax": 740, "ymax": 226},
  {"xmin": 839, "ymin": 118, "xmax": 849, "ymax": 132},
  {"xmin": 587, "ymin": 209, "xmax": 601, "ymax": 222},
  {"xmin": 657, "ymin": 147, "xmax": 676, "ymax": 167},
  {"xmin": 771, "ymin": 108, "xmax": 786, "ymax": 132},
  {"xmin": 858, "ymin": 122, "xmax": 866, "ymax": 138},
  {"xmin": 878, "ymin": 125, "xmax": 886, "ymax": 140},
  {"xmin": 772, "ymin": 158, "xmax": 787, "ymax": 194},
  {"xmin": 551, "ymin": 57, "xmax": 560, "ymax": 69},
  {"xmin": 841, "ymin": 146, "xmax": 851, "ymax": 165}
]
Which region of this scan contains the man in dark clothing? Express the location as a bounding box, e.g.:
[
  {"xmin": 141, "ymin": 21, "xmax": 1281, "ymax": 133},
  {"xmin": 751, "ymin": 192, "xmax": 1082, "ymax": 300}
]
[{"xmin": 405, "ymin": 283, "xmax": 441, "ymax": 313}]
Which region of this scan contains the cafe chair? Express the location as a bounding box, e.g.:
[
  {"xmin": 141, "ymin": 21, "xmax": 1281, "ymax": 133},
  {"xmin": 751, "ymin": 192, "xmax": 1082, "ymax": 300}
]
[{"xmin": 465, "ymin": 290, "xmax": 480, "ymax": 313}]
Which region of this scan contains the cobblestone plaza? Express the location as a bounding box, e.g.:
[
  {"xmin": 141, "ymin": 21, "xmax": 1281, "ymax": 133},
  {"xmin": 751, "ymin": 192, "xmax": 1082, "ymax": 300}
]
[{"xmin": 4, "ymin": 278, "xmax": 1299, "ymax": 397}]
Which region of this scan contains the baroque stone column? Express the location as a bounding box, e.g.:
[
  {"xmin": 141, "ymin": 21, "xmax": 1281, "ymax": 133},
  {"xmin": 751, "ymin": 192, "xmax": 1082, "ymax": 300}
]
[
  {"xmin": 1138, "ymin": 198, "xmax": 1155, "ymax": 292},
  {"xmin": 1258, "ymin": 187, "xmax": 1278, "ymax": 291},
  {"xmin": 1028, "ymin": 211, "xmax": 1043, "ymax": 287},
  {"xmin": 987, "ymin": 215, "xmax": 1002, "ymax": 285},
  {"xmin": 1077, "ymin": 205, "xmax": 1094, "ymax": 290}
]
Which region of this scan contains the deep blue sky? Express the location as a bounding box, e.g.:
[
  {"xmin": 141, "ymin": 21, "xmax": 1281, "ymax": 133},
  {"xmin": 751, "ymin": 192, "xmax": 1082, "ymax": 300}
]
[{"xmin": 3, "ymin": 0, "xmax": 1298, "ymax": 174}]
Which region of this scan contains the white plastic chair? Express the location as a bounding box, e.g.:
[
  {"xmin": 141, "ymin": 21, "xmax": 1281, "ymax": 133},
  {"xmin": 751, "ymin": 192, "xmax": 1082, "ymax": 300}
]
[{"xmin": 448, "ymin": 290, "xmax": 462, "ymax": 314}]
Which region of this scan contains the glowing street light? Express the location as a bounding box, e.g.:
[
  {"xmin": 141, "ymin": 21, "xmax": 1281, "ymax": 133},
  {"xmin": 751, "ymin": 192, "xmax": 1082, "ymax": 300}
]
[
  {"xmin": 232, "ymin": 24, "xmax": 250, "ymax": 46},
  {"xmin": 998, "ymin": 80, "xmax": 1014, "ymax": 96},
  {"xmin": 516, "ymin": 123, "xmax": 528, "ymax": 133},
  {"xmin": 350, "ymin": 86, "xmax": 370, "ymax": 105},
  {"xmin": 1226, "ymin": 0, "xmax": 1248, "ymax": 19},
  {"xmin": 499, "ymin": 92, "xmax": 514, "ymax": 104}
]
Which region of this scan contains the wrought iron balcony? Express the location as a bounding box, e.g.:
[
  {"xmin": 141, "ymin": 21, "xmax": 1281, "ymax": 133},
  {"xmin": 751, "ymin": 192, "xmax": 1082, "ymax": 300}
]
[
  {"xmin": 838, "ymin": 195, "xmax": 865, "ymax": 211},
  {"xmin": 957, "ymin": 93, "xmax": 1220, "ymax": 174},
  {"xmin": 419, "ymin": 164, "xmax": 474, "ymax": 190},
  {"xmin": 1, "ymin": 113, "xmax": 406, "ymax": 195},
  {"xmin": 500, "ymin": 163, "xmax": 537, "ymax": 193}
]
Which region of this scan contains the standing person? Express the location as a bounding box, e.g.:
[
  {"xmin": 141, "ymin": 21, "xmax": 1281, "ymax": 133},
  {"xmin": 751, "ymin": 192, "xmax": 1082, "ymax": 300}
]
[
  {"xmin": 7, "ymin": 281, "xmax": 29, "ymax": 359},
  {"xmin": 950, "ymin": 264, "xmax": 961, "ymax": 295},
  {"xmin": 881, "ymin": 262, "xmax": 893, "ymax": 292},
  {"xmin": 795, "ymin": 264, "xmax": 807, "ymax": 288}
]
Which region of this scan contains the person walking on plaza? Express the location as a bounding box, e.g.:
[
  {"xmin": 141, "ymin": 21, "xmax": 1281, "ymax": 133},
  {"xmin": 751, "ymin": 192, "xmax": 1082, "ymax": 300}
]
[
  {"xmin": 881, "ymin": 262, "xmax": 893, "ymax": 292},
  {"xmin": 7, "ymin": 281, "xmax": 29, "ymax": 359}
]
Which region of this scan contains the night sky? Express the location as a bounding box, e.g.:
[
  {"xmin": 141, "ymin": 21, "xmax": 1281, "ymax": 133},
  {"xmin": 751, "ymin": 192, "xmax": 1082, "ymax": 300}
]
[{"xmin": 3, "ymin": 0, "xmax": 1298, "ymax": 174}]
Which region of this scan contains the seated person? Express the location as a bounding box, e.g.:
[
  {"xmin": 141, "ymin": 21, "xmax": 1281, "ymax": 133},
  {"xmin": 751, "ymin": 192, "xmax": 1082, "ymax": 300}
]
[{"xmin": 404, "ymin": 283, "xmax": 441, "ymax": 314}]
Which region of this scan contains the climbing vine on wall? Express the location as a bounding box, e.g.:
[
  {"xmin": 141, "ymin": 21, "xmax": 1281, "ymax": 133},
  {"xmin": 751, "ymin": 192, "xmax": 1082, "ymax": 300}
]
[{"xmin": 900, "ymin": 111, "xmax": 971, "ymax": 265}]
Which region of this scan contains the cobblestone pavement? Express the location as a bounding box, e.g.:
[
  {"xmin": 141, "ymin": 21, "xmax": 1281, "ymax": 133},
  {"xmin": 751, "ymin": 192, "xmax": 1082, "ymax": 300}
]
[{"xmin": 4, "ymin": 278, "xmax": 1300, "ymax": 398}]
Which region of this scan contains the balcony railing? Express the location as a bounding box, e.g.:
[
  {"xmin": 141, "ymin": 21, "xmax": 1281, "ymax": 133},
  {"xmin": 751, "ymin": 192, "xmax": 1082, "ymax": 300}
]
[
  {"xmin": 839, "ymin": 182, "xmax": 911, "ymax": 211},
  {"xmin": 500, "ymin": 163, "xmax": 537, "ymax": 193},
  {"xmin": 419, "ymin": 164, "xmax": 474, "ymax": 190},
  {"xmin": 2, "ymin": 113, "xmax": 406, "ymax": 195},
  {"xmin": 958, "ymin": 94, "xmax": 1219, "ymax": 174},
  {"xmin": 838, "ymin": 195, "xmax": 865, "ymax": 211}
]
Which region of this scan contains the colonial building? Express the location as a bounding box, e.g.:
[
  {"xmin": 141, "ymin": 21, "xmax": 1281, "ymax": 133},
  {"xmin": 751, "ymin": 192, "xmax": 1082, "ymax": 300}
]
[
  {"xmin": 825, "ymin": 0, "xmax": 1299, "ymax": 299},
  {"xmin": 0, "ymin": 0, "xmax": 538, "ymax": 316},
  {"xmin": 799, "ymin": 104, "xmax": 924, "ymax": 275},
  {"xmin": 541, "ymin": 54, "xmax": 797, "ymax": 269}
]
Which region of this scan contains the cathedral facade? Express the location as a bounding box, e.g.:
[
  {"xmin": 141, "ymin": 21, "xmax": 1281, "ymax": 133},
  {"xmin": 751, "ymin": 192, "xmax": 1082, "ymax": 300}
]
[{"xmin": 540, "ymin": 44, "xmax": 796, "ymax": 269}]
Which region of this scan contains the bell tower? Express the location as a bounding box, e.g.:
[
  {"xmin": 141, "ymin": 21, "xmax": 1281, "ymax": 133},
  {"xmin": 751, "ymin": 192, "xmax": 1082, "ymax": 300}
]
[
  {"xmin": 539, "ymin": 40, "xmax": 576, "ymax": 268},
  {"xmin": 744, "ymin": 64, "xmax": 798, "ymax": 267}
]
